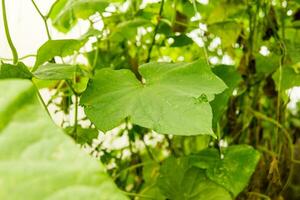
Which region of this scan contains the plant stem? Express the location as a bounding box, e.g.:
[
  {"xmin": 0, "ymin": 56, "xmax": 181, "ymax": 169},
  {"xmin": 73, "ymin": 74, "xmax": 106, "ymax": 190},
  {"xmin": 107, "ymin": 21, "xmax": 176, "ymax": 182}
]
[
  {"xmin": 0, "ymin": 54, "xmax": 36, "ymax": 61},
  {"xmin": 2, "ymin": 0, "xmax": 18, "ymax": 64},
  {"xmin": 248, "ymin": 108, "xmax": 300, "ymax": 193},
  {"xmin": 66, "ymin": 80, "xmax": 80, "ymax": 96},
  {"xmin": 247, "ymin": 192, "xmax": 271, "ymax": 200},
  {"xmin": 146, "ymin": 0, "xmax": 165, "ymax": 63},
  {"xmin": 121, "ymin": 191, "xmax": 155, "ymax": 199},
  {"xmin": 31, "ymin": 0, "xmax": 52, "ymax": 40},
  {"xmin": 73, "ymin": 95, "xmax": 78, "ymax": 135},
  {"xmin": 114, "ymin": 161, "xmax": 155, "ymax": 180},
  {"xmin": 35, "ymin": 87, "xmax": 51, "ymax": 117}
]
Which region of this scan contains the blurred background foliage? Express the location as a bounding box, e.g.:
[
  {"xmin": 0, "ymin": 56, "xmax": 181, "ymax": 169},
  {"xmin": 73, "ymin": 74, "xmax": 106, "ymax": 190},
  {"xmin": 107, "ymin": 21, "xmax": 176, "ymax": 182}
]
[{"xmin": 2, "ymin": 0, "xmax": 300, "ymax": 199}]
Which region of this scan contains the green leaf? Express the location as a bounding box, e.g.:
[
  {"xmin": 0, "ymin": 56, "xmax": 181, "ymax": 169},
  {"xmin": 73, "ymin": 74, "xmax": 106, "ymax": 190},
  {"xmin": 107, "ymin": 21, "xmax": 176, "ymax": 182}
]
[
  {"xmin": 65, "ymin": 126, "xmax": 99, "ymax": 145},
  {"xmin": 110, "ymin": 18, "xmax": 152, "ymax": 41},
  {"xmin": 272, "ymin": 65, "xmax": 300, "ymax": 91},
  {"xmin": 0, "ymin": 79, "xmax": 128, "ymax": 200},
  {"xmin": 81, "ymin": 60, "xmax": 227, "ymax": 136},
  {"xmin": 256, "ymin": 54, "xmax": 280, "ymax": 74},
  {"xmin": 33, "ymin": 63, "xmax": 81, "ymax": 80},
  {"xmin": 190, "ymin": 145, "xmax": 261, "ymax": 197},
  {"xmin": 0, "ymin": 62, "xmax": 33, "ymax": 79},
  {"xmin": 34, "ymin": 39, "xmax": 86, "ymax": 70},
  {"xmin": 208, "ymin": 21, "xmax": 241, "ymax": 48},
  {"xmin": 49, "ymin": 0, "xmax": 112, "ymax": 32},
  {"xmin": 157, "ymin": 157, "xmax": 232, "ymax": 200},
  {"xmin": 169, "ymin": 34, "xmax": 194, "ymax": 47},
  {"xmin": 210, "ymin": 65, "xmax": 241, "ymax": 127}
]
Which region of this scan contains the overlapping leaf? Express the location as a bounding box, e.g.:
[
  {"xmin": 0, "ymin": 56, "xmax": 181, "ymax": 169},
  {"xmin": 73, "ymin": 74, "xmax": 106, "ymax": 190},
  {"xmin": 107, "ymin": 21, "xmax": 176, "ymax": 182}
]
[
  {"xmin": 0, "ymin": 79, "xmax": 128, "ymax": 200},
  {"xmin": 33, "ymin": 63, "xmax": 81, "ymax": 80},
  {"xmin": 34, "ymin": 39, "xmax": 86, "ymax": 70},
  {"xmin": 211, "ymin": 65, "xmax": 241, "ymax": 127},
  {"xmin": 190, "ymin": 145, "xmax": 261, "ymax": 197},
  {"xmin": 157, "ymin": 145, "xmax": 260, "ymax": 200},
  {"xmin": 49, "ymin": 0, "xmax": 119, "ymax": 32},
  {"xmin": 0, "ymin": 62, "xmax": 33, "ymax": 79},
  {"xmin": 81, "ymin": 60, "xmax": 227, "ymax": 136},
  {"xmin": 157, "ymin": 157, "xmax": 232, "ymax": 200}
]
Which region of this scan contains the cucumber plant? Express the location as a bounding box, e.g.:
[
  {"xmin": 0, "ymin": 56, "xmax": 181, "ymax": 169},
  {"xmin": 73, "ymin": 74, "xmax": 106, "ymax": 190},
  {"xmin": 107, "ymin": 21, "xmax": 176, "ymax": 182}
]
[{"xmin": 1, "ymin": 0, "xmax": 300, "ymax": 199}]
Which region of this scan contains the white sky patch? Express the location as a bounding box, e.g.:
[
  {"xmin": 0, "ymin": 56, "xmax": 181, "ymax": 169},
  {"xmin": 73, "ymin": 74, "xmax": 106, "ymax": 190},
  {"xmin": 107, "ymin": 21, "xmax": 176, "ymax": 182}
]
[
  {"xmin": 199, "ymin": 23, "xmax": 207, "ymax": 32},
  {"xmin": 287, "ymin": 10, "xmax": 293, "ymax": 16},
  {"xmin": 197, "ymin": 0, "xmax": 209, "ymax": 4},
  {"xmin": 287, "ymin": 87, "xmax": 300, "ymax": 113},
  {"xmin": 282, "ymin": 1, "xmax": 287, "ymax": 8},
  {"xmin": 259, "ymin": 46, "xmax": 270, "ymax": 56},
  {"xmin": 177, "ymin": 56, "xmax": 185, "ymax": 61},
  {"xmin": 140, "ymin": 0, "xmax": 160, "ymax": 9},
  {"xmin": 209, "ymin": 56, "xmax": 219, "ymax": 65},
  {"xmin": 208, "ymin": 37, "xmax": 221, "ymax": 51},
  {"xmin": 187, "ymin": 29, "xmax": 204, "ymax": 47},
  {"xmin": 167, "ymin": 37, "xmax": 175, "ymax": 45},
  {"xmin": 191, "ymin": 13, "xmax": 202, "ymax": 22},
  {"xmin": 158, "ymin": 56, "xmax": 172, "ymax": 62},
  {"xmin": 119, "ymin": 0, "xmax": 131, "ymax": 12},
  {"xmin": 221, "ymin": 55, "xmax": 234, "ymax": 65}
]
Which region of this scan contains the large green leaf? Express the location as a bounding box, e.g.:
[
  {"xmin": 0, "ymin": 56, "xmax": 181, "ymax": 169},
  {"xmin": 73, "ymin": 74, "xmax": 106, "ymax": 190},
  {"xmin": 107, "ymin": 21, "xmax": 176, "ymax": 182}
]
[
  {"xmin": 157, "ymin": 157, "xmax": 232, "ymax": 200},
  {"xmin": 0, "ymin": 79, "xmax": 128, "ymax": 200},
  {"xmin": 49, "ymin": 0, "xmax": 113, "ymax": 32},
  {"xmin": 34, "ymin": 39, "xmax": 86, "ymax": 70},
  {"xmin": 0, "ymin": 62, "xmax": 33, "ymax": 79},
  {"xmin": 190, "ymin": 145, "xmax": 261, "ymax": 197},
  {"xmin": 33, "ymin": 63, "xmax": 81, "ymax": 80},
  {"xmin": 81, "ymin": 60, "xmax": 227, "ymax": 136}
]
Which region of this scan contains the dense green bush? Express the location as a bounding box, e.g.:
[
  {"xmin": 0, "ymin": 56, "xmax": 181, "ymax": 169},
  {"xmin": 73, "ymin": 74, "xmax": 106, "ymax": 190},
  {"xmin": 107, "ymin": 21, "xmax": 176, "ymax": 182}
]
[{"xmin": 1, "ymin": 0, "xmax": 300, "ymax": 199}]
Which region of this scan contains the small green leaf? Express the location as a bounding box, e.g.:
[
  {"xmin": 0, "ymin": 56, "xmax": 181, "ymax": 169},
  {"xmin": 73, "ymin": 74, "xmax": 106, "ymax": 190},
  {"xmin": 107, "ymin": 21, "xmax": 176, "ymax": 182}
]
[
  {"xmin": 157, "ymin": 157, "xmax": 232, "ymax": 200},
  {"xmin": 81, "ymin": 60, "xmax": 227, "ymax": 136},
  {"xmin": 208, "ymin": 21, "xmax": 241, "ymax": 48},
  {"xmin": 272, "ymin": 65, "xmax": 300, "ymax": 91},
  {"xmin": 256, "ymin": 54, "xmax": 280, "ymax": 74},
  {"xmin": 34, "ymin": 39, "xmax": 86, "ymax": 70},
  {"xmin": 65, "ymin": 126, "xmax": 99, "ymax": 145},
  {"xmin": 110, "ymin": 18, "xmax": 152, "ymax": 41},
  {"xmin": 210, "ymin": 65, "xmax": 241, "ymax": 127},
  {"xmin": 190, "ymin": 145, "xmax": 261, "ymax": 197},
  {"xmin": 0, "ymin": 79, "xmax": 128, "ymax": 200},
  {"xmin": 169, "ymin": 34, "xmax": 193, "ymax": 47},
  {"xmin": 0, "ymin": 62, "xmax": 32, "ymax": 79},
  {"xmin": 33, "ymin": 63, "xmax": 81, "ymax": 80},
  {"xmin": 49, "ymin": 0, "xmax": 114, "ymax": 32}
]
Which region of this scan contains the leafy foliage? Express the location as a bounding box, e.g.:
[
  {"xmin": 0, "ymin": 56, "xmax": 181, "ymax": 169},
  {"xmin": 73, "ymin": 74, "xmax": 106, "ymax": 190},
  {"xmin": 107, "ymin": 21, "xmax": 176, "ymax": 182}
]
[
  {"xmin": 1, "ymin": 0, "xmax": 300, "ymax": 199},
  {"xmin": 0, "ymin": 79, "xmax": 128, "ymax": 200},
  {"xmin": 81, "ymin": 60, "xmax": 226, "ymax": 136},
  {"xmin": 158, "ymin": 157, "xmax": 232, "ymax": 200},
  {"xmin": 34, "ymin": 39, "xmax": 86, "ymax": 70},
  {"xmin": 0, "ymin": 62, "xmax": 32, "ymax": 79}
]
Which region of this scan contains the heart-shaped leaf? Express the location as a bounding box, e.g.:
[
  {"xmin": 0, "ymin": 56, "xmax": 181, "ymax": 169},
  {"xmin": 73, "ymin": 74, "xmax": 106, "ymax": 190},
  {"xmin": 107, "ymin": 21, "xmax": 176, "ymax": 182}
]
[{"xmin": 81, "ymin": 60, "xmax": 227, "ymax": 136}]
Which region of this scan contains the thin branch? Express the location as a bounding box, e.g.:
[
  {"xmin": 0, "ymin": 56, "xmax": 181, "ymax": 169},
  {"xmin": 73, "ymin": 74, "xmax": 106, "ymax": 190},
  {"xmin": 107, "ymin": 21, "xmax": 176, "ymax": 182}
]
[
  {"xmin": 2, "ymin": 0, "xmax": 18, "ymax": 64},
  {"xmin": 121, "ymin": 191, "xmax": 156, "ymax": 199},
  {"xmin": 31, "ymin": 0, "xmax": 52, "ymax": 40},
  {"xmin": 146, "ymin": 0, "xmax": 165, "ymax": 63},
  {"xmin": 247, "ymin": 192, "xmax": 271, "ymax": 200},
  {"xmin": 248, "ymin": 108, "xmax": 300, "ymax": 193},
  {"xmin": 0, "ymin": 54, "xmax": 36, "ymax": 61}
]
